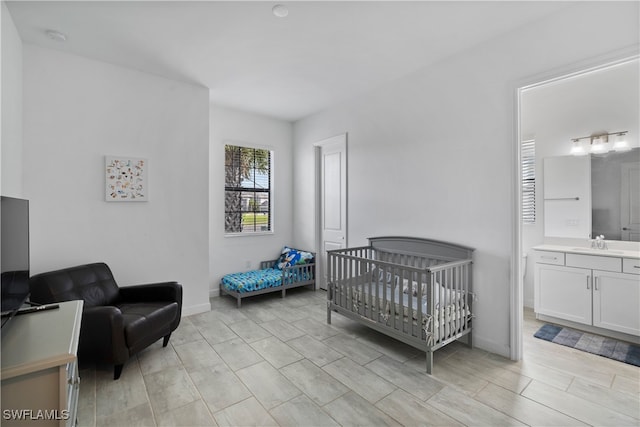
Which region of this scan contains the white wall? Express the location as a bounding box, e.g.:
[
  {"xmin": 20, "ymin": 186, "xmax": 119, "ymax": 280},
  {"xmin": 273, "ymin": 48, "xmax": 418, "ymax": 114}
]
[
  {"xmin": 22, "ymin": 45, "xmax": 211, "ymax": 315},
  {"xmin": 1, "ymin": 1, "xmax": 23, "ymax": 197},
  {"xmin": 209, "ymin": 105, "xmax": 293, "ymax": 296},
  {"xmin": 293, "ymin": 1, "xmax": 640, "ymax": 357}
]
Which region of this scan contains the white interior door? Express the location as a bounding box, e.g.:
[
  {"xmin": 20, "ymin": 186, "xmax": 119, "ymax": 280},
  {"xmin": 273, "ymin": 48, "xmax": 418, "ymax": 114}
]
[
  {"xmin": 316, "ymin": 134, "xmax": 347, "ymax": 290},
  {"xmin": 621, "ymin": 162, "xmax": 640, "ymax": 241}
]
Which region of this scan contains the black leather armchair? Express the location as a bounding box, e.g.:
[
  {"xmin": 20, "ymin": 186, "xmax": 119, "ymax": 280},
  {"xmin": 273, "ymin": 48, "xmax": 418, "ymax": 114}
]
[{"xmin": 29, "ymin": 262, "xmax": 182, "ymax": 380}]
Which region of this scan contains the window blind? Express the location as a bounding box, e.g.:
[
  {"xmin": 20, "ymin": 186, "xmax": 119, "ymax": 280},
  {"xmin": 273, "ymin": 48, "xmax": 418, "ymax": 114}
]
[
  {"xmin": 521, "ymin": 139, "xmax": 536, "ymax": 224},
  {"xmin": 224, "ymin": 145, "xmax": 272, "ymax": 234}
]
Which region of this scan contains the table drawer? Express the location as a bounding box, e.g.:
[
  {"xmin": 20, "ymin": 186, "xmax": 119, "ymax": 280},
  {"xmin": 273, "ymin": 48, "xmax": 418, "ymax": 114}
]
[
  {"xmin": 623, "ymin": 258, "xmax": 640, "ymax": 275},
  {"xmin": 534, "ymin": 251, "xmax": 565, "ymax": 266}
]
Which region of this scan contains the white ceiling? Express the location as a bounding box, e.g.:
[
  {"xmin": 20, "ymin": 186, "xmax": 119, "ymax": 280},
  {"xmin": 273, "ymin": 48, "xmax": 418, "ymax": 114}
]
[{"xmin": 7, "ymin": 1, "xmax": 573, "ymax": 122}]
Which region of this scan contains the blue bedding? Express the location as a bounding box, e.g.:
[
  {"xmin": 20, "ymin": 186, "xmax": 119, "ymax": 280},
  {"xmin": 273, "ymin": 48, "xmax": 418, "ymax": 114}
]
[
  {"xmin": 221, "ymin": 268, "xmax": 283, "ymax": 293},
  {"xmin": 221, "ymin": 267, "xmax": 314, "ymax": 294}
]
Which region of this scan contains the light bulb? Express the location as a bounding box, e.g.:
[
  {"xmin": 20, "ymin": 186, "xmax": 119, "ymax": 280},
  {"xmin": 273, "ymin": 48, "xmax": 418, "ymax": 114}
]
[
  {"xmin": 613, "ymin": 133, "xmax": 630, "ymax": 151},
  {"xmin": 590, "ymin": 137, "xmax": 606, "ymax": 153},
  {"xmin": 570, "ymin": 140, "xmax": 586, "ymax": 156}
]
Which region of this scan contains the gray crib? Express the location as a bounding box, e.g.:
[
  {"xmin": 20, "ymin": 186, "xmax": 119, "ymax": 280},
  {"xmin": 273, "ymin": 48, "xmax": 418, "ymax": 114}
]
[{"xmin": 327, "ymin": 236, "xmax": 474, "ymax": 374}]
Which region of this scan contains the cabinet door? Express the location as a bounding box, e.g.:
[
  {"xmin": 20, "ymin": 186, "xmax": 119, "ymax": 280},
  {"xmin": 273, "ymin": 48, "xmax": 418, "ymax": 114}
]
[
  {"xmin": 593, "ymin": 270, "xmax": 640, "ymax": 336},
  {"xmin": 535, "ymin": 263, "xmax": 592, "ymax": 325}
]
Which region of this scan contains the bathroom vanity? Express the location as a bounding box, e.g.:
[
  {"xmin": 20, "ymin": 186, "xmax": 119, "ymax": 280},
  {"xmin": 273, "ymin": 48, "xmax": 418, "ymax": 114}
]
[{"xmin": 533, "ymin": 244, "xmax": 640, "ymax": 341}]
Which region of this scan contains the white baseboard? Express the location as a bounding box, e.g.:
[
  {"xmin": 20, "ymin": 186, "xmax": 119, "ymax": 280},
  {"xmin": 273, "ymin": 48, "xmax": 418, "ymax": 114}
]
[
  {"xmin": 210, "ymin": 287, "xmax": 220, "ymax": 299},
  {"xmin": 473, "ymin": 334, "xmax": 511, "ymax": 359},
  {"xmin": 181, "ymin": 302, "xmax": 211, "ymax": 317}
]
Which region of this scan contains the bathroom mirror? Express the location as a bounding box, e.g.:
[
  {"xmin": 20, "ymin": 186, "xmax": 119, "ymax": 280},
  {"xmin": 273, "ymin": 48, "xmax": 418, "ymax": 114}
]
[
  {"xmin": 591, "ymin": 148, "xmax": 640, "ymax": 241},
  {"xmin": 541, "ymin": 150, "xmax": 640, "ymax": 241}
]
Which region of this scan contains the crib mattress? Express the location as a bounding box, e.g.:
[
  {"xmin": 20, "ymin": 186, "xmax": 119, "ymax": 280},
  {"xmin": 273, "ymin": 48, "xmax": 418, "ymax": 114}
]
[
  {"xmin": 335, "ymin": 282, "xmax": 470, "ymax": 340},
  {"xmin": 221, "ymin": 268, "xmax": 283, "ymax": 293}
]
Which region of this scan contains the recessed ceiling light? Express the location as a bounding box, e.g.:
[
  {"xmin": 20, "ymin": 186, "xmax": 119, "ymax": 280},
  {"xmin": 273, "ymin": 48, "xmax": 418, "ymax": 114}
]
[
  {"xmin": 272, "ymin": 4, "xmax": 288, "ymax": 18},
  {"xmin": 45, "ymin": 30, "xmax": 67, "ymax": 42}
]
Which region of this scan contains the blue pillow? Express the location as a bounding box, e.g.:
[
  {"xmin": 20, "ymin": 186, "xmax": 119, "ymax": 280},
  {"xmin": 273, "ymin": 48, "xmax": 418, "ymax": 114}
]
[{"xmin": 276, "ymin": 246, "xmax": 313, "ymax": 269}]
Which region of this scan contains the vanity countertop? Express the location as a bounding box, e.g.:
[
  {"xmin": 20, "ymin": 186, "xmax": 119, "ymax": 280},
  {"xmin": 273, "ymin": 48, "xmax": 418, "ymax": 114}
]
[{"xmin": 533, "ymin": 244, "xmax": 640, "ymax": 259}]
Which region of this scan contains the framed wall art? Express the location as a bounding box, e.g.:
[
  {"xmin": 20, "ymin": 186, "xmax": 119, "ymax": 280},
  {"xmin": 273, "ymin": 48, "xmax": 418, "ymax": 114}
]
[{"xmin": 105, "ymin": 156, "xmax": 148, "ymax": 202}]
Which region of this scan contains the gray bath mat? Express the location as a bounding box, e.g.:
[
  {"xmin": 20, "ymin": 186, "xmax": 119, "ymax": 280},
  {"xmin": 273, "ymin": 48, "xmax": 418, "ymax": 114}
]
[{"xmin": 534, "ymin": 324, "xmax": 640, "ymax": 367}]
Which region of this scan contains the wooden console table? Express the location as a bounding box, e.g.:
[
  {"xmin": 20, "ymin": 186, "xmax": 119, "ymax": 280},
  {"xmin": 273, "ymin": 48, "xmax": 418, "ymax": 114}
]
[{"xmin": 1, "ymin": 300, "xmax": 83, "ymax": 427}]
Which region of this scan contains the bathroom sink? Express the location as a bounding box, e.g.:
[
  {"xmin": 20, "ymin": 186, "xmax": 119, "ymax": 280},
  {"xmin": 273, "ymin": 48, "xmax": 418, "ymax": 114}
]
[{"xmin": 570, "ymin": 248, "xmax": 625, "ymax": 255}]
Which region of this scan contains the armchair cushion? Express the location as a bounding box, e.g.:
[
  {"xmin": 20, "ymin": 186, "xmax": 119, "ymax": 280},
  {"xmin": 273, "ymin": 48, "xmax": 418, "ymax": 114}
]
[{"xmin": 118, "ymin": 301, "xmax": 178, "ymax": 352}]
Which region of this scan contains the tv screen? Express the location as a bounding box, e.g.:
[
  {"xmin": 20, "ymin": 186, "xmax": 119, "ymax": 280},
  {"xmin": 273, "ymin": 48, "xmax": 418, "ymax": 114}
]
[{"xmin": 1, "ymin": 196, "xmax": 30, "ymax": 328}]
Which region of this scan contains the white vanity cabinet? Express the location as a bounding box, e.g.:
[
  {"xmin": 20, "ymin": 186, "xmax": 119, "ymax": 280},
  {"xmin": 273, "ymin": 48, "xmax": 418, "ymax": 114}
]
[
  {"xmin": 534, "ymin": 247, "xmax": 640, "ymax": 338},
  {"xmin": 535, "ymin": 258, "xmax": 592, "ymax": 325},
  {"xmin": 592, "ymin": 269, "xmax": 639, "ymax": 335}
]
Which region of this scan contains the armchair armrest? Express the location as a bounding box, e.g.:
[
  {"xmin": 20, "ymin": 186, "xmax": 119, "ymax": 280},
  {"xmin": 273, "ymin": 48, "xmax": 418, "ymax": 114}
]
[
  {"xmin": 79, "ymin": 306, "xmax": 128, "ymax": 365},
  {"xmin": 118, "ymin": 281, "xmax": 183, "ymax": 304}
]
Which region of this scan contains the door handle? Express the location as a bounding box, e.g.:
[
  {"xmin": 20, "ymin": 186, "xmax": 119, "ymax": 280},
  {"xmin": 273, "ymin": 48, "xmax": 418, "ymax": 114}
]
[
  {"xmin": 586, "ymin": 276, "xmax": 590, "ymax": 290},
  {"xmin": 594, "ymin": 276, "xmax": 599, "ymax": 291}
]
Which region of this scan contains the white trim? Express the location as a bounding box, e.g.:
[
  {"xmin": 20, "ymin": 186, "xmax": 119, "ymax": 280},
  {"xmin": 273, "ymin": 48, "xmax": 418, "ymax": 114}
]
[
  {"xmin": 314, "ymin": 133, "xmax": 348, "ymax": 290},
  {"xmin": 474, "ymin": 336, "xmax": 511, "ymax": 359},
  {"xmin": 510, "ymin": 45, "xmax": 640, "ymax": 362},
  {"xmin": 511, "ymin": 84, "xmax": 523, "ymax": 361},
  {"xmin": 182, "ymin": 302, "xmax": 212, "ymax": 317},
  {"xmin": 224, "ymin": 231, "xmax": 274, "ymax": 238}
]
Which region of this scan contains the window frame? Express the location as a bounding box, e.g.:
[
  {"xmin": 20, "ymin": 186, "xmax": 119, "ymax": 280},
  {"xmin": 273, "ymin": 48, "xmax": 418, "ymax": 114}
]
[
  {"xmin": 521, "ymin": 139, "xmax": 536, "ymax": 225},
  {"xmin": 224, "ymin": 143, "xmax": 274, "ymax": 236}
]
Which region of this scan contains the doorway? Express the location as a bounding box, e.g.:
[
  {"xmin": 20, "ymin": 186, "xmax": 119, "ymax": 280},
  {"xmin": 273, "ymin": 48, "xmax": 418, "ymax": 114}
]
[
  {"xmin": 512, "ymin": 52, "xmax": 639, "ymax": 360},
  {"xmin": 314, "ymin": 133, "xmax": 348, "ymax": 290}
]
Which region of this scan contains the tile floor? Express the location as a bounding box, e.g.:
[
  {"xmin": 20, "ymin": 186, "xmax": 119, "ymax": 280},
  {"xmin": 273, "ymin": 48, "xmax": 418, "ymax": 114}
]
[{"xmin": 76, "ymin": 288, "xmax": 640, "ymax": 426}]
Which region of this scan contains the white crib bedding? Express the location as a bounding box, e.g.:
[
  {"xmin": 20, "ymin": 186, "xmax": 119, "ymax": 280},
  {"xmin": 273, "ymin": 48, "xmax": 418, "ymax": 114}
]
[{"xmin": 337, "ymin": 282, "xmax": 470, "ymax": 340}]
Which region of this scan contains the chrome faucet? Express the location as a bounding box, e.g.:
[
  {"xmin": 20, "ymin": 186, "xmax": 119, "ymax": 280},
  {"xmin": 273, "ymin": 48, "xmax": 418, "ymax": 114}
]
[{"xmin": 595, "ymin": 235, "xmax": 607, "ymax": 250}]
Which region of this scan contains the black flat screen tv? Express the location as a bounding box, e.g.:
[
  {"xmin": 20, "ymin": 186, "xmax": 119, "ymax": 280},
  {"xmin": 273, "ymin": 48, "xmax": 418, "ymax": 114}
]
[{"xmin": 1, "ymin": 196, "xmax": 30, "ymax": 329}]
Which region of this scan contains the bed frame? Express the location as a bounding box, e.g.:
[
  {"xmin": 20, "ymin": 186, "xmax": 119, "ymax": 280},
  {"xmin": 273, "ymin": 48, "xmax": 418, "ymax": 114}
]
[
  {"xmin": 327, "ymin": 236, "xmax": 474, "ymax": 374},
  {"xmin": 220, "ymin": 255, "xmax": 316, "ymax": 308}
]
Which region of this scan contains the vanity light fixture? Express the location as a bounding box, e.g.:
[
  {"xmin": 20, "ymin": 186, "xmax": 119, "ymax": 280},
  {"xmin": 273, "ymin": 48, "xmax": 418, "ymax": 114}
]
[{"xmin": 569, "ymin": 131, "xmax": 629, "ymax": 156}]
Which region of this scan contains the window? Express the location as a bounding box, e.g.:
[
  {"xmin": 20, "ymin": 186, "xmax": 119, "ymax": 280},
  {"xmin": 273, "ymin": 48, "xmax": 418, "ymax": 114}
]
[
  {"xmin": 521, "ymin": 139, "xmax": 536, "ymax": 224},
  {"xmin": 224, "ymin": 144, "xmax": 272, "ymax": 234}
]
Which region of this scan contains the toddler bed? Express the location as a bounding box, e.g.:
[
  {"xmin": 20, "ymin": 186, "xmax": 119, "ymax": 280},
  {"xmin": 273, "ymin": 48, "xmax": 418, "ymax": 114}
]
[
  {"xmin": 220, "ymin": 246, "xmax": 315, "ymax": 308},
  {"xmin": 327, "ymin": 236, "xmax": 474, "ymax": 374}
]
